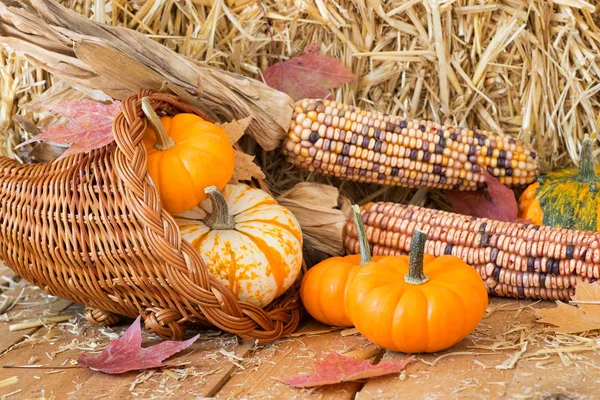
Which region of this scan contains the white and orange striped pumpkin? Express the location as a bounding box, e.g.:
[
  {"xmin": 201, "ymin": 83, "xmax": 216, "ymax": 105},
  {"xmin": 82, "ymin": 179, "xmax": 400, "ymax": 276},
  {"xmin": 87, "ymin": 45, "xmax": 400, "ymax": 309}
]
[{"xmin": 175, "ymin": 184, "xmax": 303, "ymax": 307}]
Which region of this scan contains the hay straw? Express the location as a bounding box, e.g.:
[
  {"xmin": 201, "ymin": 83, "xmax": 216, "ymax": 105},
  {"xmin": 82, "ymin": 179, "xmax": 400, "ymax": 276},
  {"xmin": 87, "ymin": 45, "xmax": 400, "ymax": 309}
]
[
  {"xmin": 8, "ymin": 315, "xmax": 73, "ymax": 331},
  {"xmin": 0, "ymin": 0, "xmax": 598, "ymax": 211},
  {"xmin": 0, "ymin": 376, "xmax": 18, "ymax": 388}
]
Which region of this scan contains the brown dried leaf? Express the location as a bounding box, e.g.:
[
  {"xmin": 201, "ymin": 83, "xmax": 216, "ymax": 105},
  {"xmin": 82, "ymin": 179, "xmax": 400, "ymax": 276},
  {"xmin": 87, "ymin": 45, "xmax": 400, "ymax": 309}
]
[
  {"xmin": 217, "ymin": 116, "xmax": 253, "ymax": 145},
  {"xmin": 27, "ymin": 143, "xmax": 68, "ymax": 163},
  {"xmin": 536, "ymin": 282, "xmax": 600, "ymax": 334},
  {"xmin": 229, "ymin": 150, "xmax": 265, "ymax": 184}
]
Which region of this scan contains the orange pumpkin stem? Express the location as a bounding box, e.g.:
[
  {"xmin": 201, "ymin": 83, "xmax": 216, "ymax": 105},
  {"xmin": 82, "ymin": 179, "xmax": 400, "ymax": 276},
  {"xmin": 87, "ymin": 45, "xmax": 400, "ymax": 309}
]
[
  {"xmin": 141, "ymin": 97, "xmax": 175, "ymax": 151},
  {"xmin": 351, "ymin": 205, "xmax": 372, "ymax": 265},
  {"xmin": 204, "ymin": 186, "xmax": 235, "ymax": 230},
  {"xmin": 404, "ymin": 230, "xmax": 430, "ymax": 285},
  {"xmin": 575, "ymin": 134, "xmax": 599, "ymax": 185}
]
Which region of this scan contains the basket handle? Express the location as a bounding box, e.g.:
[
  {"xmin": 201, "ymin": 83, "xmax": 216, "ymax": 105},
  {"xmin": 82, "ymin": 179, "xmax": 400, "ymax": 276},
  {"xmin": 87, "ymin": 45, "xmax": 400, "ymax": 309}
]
[{"xmin": 111, "ymin": 89, "xmax": 300, "ymax": 343}]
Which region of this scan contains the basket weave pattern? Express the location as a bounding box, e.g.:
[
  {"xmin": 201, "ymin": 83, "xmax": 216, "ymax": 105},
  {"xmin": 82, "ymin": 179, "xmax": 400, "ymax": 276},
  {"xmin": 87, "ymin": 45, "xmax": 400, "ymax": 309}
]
[{"xmin": 0, "ymin": 90, "xmax": 300, "ymax": 342}]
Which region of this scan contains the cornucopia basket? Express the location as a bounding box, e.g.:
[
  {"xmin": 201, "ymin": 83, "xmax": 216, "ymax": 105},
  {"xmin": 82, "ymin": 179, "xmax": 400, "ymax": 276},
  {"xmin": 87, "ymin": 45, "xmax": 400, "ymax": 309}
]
[{"xmin": 0, "ymin": 89, "xmax": 300, "ymax": 342}]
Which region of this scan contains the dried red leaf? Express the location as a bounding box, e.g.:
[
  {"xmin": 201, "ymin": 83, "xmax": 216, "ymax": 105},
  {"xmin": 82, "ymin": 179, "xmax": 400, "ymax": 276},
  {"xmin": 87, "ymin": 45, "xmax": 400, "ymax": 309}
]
[
  {"xmin": 77, "ymin": 316, "xmax": 198, "ymax": 374},
  {"xmin": 263, "ymin": 44, "xmax": 356, "ymax": 101},
  {"xmin": 18, "ymin": 99, "xmax": 121, "ymax": 161},
  {"xmin": 276, "ymin": 352, "xmax": 414, "ymax": 388},
  {"xmin": 445, "ymin": 170, "xmax": 518, "ymax": 222}
]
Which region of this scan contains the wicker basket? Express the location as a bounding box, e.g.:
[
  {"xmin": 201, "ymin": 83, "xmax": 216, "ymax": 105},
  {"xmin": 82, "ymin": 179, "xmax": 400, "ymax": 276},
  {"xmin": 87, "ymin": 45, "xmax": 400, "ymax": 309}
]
[{"xmin": 0, "ymin": 89, "xmax": 301, "ymax": 343}]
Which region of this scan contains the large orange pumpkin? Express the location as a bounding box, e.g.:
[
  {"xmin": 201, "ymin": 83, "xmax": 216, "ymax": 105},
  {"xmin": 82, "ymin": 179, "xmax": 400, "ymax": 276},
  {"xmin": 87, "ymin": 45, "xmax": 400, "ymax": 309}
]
[
  {"xmin": 141, "ymin": 98, "xmax": 235, "ymax": 214},
  {"xmin": 345, "ymin": 230, "xmax": 488, "ymax": 353},
  {"xmin": 300, "ymin": 205, "xmax": 382, "ymax": 327},
  {"xmin": 175, "ymin": 184, "xmax": 303, "ymax": 307}
]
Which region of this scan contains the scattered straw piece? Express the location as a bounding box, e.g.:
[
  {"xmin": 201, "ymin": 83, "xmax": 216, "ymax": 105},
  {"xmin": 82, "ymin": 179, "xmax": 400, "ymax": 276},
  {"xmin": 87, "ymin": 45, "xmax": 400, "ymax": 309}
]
[
  {"xmin": 530, "ymin": 343, "xmax": 600, "ymax": 355},
  {"xmin": 161, "ymin": 368, "xmax": 183, "ymax": 381},
  {"xmin": 422, "ymin": 352, "xmax": 497, "ymax": 367},
  {"xmin": 341, "ymin": 328, "xmax": 360, "ymax": 337},
  {"xmin": 495, "ymin": 342, "xmax": 528, "ymax": 370},
  {"xmin": 0, "ymin": 376, "xmax": 18, "ymax": 388},
  {"xmin": 342, "ymin": 347, "xmax": 380, "ymax": 360},
  {"xmin": 129, "ymin": 370, "xmax": 156, "ymax": 393},
  {"xmin": 0, "ymin": 389, "xmax": 22, "ymax": 399},
  {"xmin": 8, "ymin": 315, "xmax": 72, "ymax": 331},
  {"xmin": 218, "ymin": 349, "xmax": 246, "ymax": 370},
  {"xmin": 289, "ymin": 327, "xmax": 340, "ymax": 337}
]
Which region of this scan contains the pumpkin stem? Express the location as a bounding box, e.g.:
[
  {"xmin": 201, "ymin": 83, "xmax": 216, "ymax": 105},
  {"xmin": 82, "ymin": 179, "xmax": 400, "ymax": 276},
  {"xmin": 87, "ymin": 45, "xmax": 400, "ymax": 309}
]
[
  {"xmin": 575, "ymin": 134, "xmax": 599, "ymax": 183},
  {"xmin": 141, "ymin": 97, "xmax": 175, "ymax": 151},
  {"xmin": 351, "ymin": 204, "xmax": 372, "ymax": 265},
  {"xmin": 404, "ymin": 230, "xmax": 430, "ymax": 285},
  {"xmin": 204, "ymin": 186, "xmax": 235, "ymax": 230}
]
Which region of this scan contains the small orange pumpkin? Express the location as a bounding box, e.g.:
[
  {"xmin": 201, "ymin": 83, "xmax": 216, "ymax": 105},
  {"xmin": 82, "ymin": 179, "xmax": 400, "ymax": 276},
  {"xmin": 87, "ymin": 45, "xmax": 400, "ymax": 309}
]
[
  {"xmin": 300, "ymin": 205, "xmax": 382, "ymax": 327},
  {"xmin": 141, "ymin": 98, "xmax": 235, "ymax": 214},
  {"xmin": 345, "ymin": 229, "xmax": 488, "ymax": 353}
]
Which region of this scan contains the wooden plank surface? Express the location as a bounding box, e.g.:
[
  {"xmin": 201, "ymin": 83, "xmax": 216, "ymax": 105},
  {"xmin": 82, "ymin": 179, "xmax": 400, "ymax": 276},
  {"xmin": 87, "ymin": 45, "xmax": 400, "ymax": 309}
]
[
  {"xmin": 356, "ymin": 299, "xmax": 600, "ymax": 400},
  {"xmin": 0, "ymin": 269, "xmax": 72, "ymax": 356},
  {"xmin": 1, "ymin": 272, "xmax": 598, "ymax": 400},
  {"xmin": 0, "ymin": 304, "xmax": 254, "ymax": 399},
  {"xmin": 215, "ymin": 321, "xmax": 377, "ymax": 400}
]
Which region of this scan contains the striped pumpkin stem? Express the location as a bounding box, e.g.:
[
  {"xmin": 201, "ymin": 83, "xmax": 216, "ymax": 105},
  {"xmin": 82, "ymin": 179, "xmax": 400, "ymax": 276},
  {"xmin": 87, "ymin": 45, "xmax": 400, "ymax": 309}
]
[
  {"xmin": 405, "ymin": 230, "xmax": 430, "ymax": 285},
  {"xmin": 204, "ymin": 186, "xmax": 235, "ymax": 230},
  {"xmin": 575, "ymin": 134, "xmax": 599, "ymax": 185},
  {"xmin": 351, "ymin": 204, "xmax": 372, "ymax": 265}
]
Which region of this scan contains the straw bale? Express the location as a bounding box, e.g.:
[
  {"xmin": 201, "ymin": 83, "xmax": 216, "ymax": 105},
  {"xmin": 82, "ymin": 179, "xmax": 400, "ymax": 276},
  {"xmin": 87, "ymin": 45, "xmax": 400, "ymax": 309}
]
[{"xmin": 2, "ymin": 0, "xmax": 600, "ymax": 204}]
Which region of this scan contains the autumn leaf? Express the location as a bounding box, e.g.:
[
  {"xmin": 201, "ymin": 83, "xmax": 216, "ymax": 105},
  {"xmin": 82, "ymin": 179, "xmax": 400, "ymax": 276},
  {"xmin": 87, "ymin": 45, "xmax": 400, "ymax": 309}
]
[
  {"xmin": 445, "ymin": 170, "xmax": 518, "ymax": 222},
  {"xmin": 535, "ymin": 281, "xmax": 600, "ymax": 334},
  {"xmin": 77, "ymin": 316, "xmax": 198, "ymax": 374},
  {"xmin": 217, "ymin": 116, "xmax": 265, "ymax": 184},
  {"xmin": 218, "ymin": 116, "xmax": 253, "ymax": 145},
  {"xmin": 263, "ymin": 44, "xmax": 356, "ymax": 101},
  {"xmin": 17, "ymin": 99, "xmax": 121, "ymax": 161},
  {"xmin": 276, "ymin": 352, "xmax": 413, "ymax": 388},
  {"xmin": 229, "ymin": 152, "xmax": 266, "ymax": 184}
]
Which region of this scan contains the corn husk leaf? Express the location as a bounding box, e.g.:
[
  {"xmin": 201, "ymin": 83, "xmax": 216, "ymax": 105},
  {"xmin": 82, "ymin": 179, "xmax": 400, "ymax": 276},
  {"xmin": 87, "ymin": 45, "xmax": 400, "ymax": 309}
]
[
  {"xmin": 277, "ymin": 183, "xmax": 351, "ymax": 255},
  {"xmin": 0, "ymin": 0, "xmax": 293, "ymax": 150}
]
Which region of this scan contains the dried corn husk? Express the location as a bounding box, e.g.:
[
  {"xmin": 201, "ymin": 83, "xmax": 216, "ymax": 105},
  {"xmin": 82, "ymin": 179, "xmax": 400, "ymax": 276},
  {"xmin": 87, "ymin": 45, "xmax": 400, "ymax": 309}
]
[
  {"xmin": 0, "ymin": 0, "xmax": 293, "ymax": 150},
  {"xmin": 277, "ymin": 183, "xmax": 350, "ymax": 256}
]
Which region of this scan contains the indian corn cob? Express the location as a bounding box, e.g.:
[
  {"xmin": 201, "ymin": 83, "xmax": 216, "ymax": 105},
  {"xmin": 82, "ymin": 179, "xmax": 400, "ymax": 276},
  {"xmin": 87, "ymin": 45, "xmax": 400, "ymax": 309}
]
[
  {"xmin": 344, "ymin": 202, "xmax": 600, "ymax": 301},
  {"xmin": 284, "ymin": 99, "xmax": 540, "ymax": 190}
]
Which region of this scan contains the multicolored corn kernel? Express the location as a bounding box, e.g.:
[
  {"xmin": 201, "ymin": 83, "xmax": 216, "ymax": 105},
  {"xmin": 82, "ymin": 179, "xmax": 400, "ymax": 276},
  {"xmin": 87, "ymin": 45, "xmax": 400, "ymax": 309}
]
[
  {"xmin": 284, "ymin": 99, "xmax": 540, "ymax": 190},
  {"xmin": 343, "ymin": 202, "xmax": 600, "ymax": 301}
]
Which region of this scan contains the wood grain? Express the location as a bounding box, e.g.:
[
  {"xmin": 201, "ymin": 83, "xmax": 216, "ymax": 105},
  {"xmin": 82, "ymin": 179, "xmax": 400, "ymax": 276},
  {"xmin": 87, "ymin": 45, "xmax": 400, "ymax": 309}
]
[
  {"xmin": 215, "ymin": 320, "xmax": 375, "ymax": 399},
  {"xmin": 0, "ymin": 282, "xmax": 72, "ymax": 356},
  {"xmin": 356, "ymin": 298, "xmax": 600, "ymax": 400},
  {"xmin": 0, "ymin": 280, "xmax": 598, "ymax": 400},
  {"xmin": 0, "ymin": 304, "xmax": 253, "ymax": 399}
]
